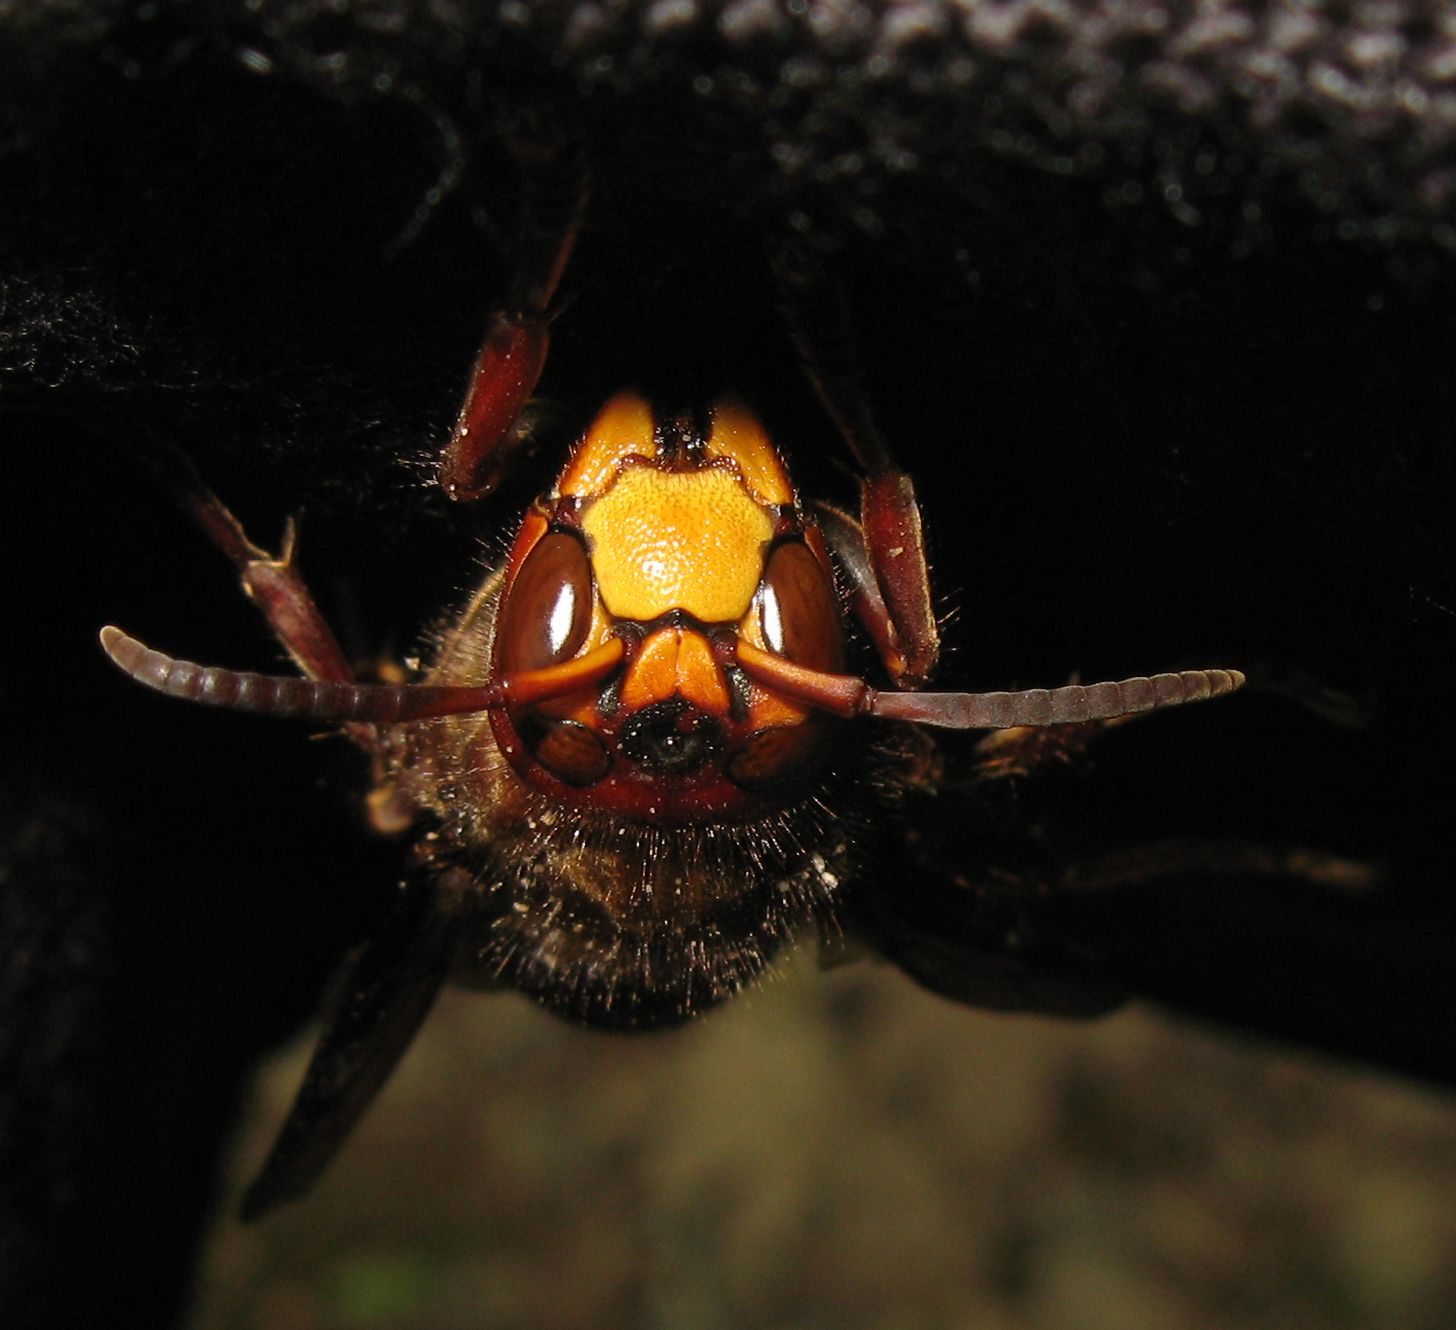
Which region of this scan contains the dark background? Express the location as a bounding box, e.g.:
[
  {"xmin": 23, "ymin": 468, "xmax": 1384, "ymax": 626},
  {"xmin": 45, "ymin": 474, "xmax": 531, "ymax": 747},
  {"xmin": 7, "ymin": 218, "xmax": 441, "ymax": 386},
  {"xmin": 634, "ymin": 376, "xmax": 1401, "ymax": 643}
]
[{"xmin": 3, "ymin": 2, "xmax": 1455, "ymax": 1324}]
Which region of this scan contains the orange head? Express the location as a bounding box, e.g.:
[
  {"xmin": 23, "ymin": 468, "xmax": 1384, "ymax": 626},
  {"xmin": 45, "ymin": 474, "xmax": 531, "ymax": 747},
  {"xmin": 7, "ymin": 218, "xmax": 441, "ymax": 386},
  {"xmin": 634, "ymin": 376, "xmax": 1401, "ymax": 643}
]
[{"xmin": 487, "ymin": 391, "xmax": 845, "ymax": 821}]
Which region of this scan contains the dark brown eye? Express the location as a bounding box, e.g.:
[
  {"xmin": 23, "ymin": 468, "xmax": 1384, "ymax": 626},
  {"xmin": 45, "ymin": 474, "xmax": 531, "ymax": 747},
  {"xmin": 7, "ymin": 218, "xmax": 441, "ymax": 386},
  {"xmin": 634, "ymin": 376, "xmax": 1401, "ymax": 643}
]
[
  {"xmin": 757, "ymin": 540, "xmax": 843, "ymax": 672},
  {"xmin": 496, "ymin": 532, "xmax": 593, "ymax": 674}
]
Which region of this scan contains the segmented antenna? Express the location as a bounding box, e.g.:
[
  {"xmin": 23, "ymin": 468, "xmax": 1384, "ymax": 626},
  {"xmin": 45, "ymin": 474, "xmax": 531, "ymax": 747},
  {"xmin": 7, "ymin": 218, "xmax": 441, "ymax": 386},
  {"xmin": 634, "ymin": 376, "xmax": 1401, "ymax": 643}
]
[
  {"xmin": 732, "ymin": 638, "xmax": 1244, "ymax": 729},
  {"xmin": 99, "ymin": 627, "xmax": 498, "ymax": 723},
  {"xmin": 867, "ymin": 669, "xmax": 1246, "ymax": 728},
  {"xmin": 99, "ymin": 627, "xmax": 627, "ymax": 723}
]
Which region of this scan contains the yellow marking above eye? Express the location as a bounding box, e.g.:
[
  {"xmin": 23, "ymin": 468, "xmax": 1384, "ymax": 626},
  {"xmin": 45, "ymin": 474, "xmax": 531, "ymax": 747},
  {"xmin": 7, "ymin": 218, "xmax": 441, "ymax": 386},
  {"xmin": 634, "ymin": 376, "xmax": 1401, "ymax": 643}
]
[
  {"xmin": 704, "ymin": 399, "xmax": 794, "ymax": 505},
  {"xmin": 581, "ymin": 466, "xmax": 774, "ymax": 622},
  {"xmin": 558, "ymin": 391, "xmax": 656, "ymax": 497}
]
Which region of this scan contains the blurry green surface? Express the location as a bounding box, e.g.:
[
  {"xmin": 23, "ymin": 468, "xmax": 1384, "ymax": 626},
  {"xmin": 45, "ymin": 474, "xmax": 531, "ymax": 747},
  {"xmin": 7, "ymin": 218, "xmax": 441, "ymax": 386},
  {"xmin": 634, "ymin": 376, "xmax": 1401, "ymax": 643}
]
[{"xmin": 193, "ymin": 955, "xmax": 1456, "ymax": 1330}]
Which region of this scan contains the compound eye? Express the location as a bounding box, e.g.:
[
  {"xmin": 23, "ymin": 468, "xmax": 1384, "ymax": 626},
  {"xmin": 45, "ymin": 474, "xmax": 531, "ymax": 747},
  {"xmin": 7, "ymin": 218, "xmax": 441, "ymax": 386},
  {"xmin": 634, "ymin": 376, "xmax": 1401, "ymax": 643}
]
[
  {"xmin": 757, "ymin": 540, "xmax": 844, "ymax": 673},
  {"xmin": 496, "ymin": 532, "xmax": 594, "ymax": 674}
]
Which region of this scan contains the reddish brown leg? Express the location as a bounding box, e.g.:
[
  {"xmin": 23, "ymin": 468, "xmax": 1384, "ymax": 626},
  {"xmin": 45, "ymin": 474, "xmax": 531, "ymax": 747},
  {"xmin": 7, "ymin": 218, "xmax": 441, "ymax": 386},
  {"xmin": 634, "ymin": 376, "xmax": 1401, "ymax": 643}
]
[
  {"xmin": 135, "ymin": 447, "xmax": 376, "ymax": 749},
  {"xmin": 813, "ymin": 501, "xmax": 904, "ymax": 680},
  {"xmin": 774, "ymin": 248, "xmax": 939, "ymax": 688},
  {"xmin": 440, "ymin": 132, "xmax": 588, "ymax": 502}
]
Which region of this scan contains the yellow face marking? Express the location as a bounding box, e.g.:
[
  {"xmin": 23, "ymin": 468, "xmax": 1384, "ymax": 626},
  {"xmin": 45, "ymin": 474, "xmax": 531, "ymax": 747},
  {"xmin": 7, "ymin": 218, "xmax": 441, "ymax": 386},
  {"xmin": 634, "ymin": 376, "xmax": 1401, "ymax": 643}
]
[
  {"xmin": 581, "ymin": 466, "xmax": 773, "ymax": 622},
  {"xmin": 558, "ymin": 391, "xmax": 656, "ymax": 497},
  {"xmin": 704, "ymin": 400, "xmax": 794, "ymax": 505}
]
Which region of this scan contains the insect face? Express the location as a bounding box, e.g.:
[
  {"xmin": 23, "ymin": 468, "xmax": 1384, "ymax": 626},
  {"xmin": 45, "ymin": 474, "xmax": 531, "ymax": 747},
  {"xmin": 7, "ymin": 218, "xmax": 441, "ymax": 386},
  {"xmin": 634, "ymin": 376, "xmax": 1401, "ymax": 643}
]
[{"xmin": 480, "ymin": 390, "xmax": 844, "ymax": 816}]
